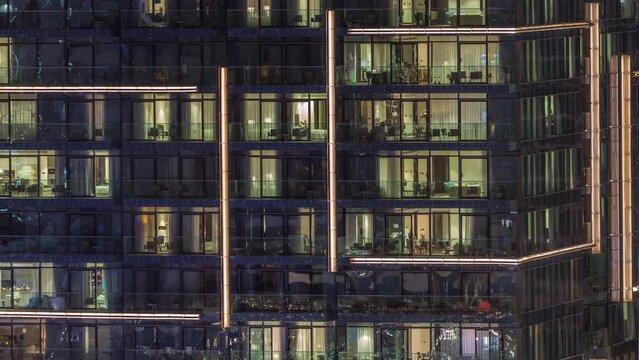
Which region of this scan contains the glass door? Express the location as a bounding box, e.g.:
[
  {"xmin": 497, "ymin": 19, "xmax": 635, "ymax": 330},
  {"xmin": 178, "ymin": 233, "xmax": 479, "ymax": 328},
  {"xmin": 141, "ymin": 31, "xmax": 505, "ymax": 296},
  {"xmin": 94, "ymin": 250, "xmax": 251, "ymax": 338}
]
[
  {"xmin": 402, "ymin": 157, "xmax": 428, "ymax": 198},
  {"xmin": 459, "ymin": 43, "xmax": 487, "ymax": 83},
  {"xmin": 249, "ymin": 327, "xmax": 272, "ymax": 360},
  {"xmin": 392, "ymin": 43, "xmax": 417, "ymax": 84},
  {"xmin": 288, "ymin": 328, "xmax": 312, "ymax": 360},
  {"xmin": 431, "ymin": 213, "xmax": 454, "ymax": 255},
  {"xmin": 69, "ymin": 270, "xmax": 97, "ymax": 309},
  {"xmin": 385, "ymin": 215, "xmax": 411, "ymax": 255},
  {"xmin": 69, "ymin": 326, "xmax": 97, "ymax": 360},
  {"xmin": 381, "ymin": 329, "xmax": 407, "ymax": 358},
  {"xmin": 412, "ymin": 214, "xmax": 430, "ymax": 255},
  {"xmin": 402, "ymin": 101, "xmax": 428, "ymax": 140},
  {"xmin": 460, "ymin": 157, "xmax": 487, "ymax": 198},
  {"xmin": 68, "ymin": 157, "xmax": 95, "ymax": 197}
]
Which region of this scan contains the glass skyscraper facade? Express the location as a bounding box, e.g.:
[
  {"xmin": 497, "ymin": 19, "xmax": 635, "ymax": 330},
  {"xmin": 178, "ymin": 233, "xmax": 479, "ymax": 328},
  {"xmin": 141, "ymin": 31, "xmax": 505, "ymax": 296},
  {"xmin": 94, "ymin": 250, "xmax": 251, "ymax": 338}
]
[{"xmin": 0, "ymin": 0, "xmax": 636, "ymax": 359}]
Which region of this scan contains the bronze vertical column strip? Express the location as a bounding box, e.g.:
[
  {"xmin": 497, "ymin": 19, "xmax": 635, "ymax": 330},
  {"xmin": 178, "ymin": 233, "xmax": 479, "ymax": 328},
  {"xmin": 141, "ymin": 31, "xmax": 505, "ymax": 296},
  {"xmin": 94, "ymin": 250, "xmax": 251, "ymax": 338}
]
[
  {"xmin": 218, "ymin": 67, "xmax": 231, "ymax": 327},
  {"xmin": 586, "ymin": 2, "xmax": 601, "ymax": 253},
  {"xmin": 326, "ymin": 9, "xmax": 338, "ymax": 273},
  {"xmin": 610, "ymin": 55, "xmax": 621, "ymax": 302},
  {"xmin": 620, "ymin": 55, "xmax": 633, "ymax": 302}
]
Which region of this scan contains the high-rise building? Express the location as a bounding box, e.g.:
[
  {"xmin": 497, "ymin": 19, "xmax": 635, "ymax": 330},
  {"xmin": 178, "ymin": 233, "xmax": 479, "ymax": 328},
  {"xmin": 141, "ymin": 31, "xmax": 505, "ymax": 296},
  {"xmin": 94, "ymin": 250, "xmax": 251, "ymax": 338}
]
[{"xmin": 0, "ymin": 0, "xmax": 636, "ymax": 359}]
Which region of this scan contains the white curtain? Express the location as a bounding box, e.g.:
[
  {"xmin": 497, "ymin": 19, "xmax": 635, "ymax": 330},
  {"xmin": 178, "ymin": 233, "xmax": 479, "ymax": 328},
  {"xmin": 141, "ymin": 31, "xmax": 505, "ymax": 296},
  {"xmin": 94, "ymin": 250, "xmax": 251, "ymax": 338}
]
[{"xmin": 181, "ymin": 101, "xmax": 202, "ymax": 140}]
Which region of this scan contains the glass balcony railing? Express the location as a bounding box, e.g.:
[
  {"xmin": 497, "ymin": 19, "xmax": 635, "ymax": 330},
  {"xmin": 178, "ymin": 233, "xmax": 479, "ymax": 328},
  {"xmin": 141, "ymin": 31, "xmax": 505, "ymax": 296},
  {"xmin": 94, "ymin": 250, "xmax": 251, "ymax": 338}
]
[
  {"xmin": 124, "ymin": 236, "xmax": 219, "ymax": 255},
  {"xmin": 337, "ymin": 122, "xmax": 514, "ymax": 142},
  {"xmin": 123, "ymin": 293, "xmax": 219, "ymax": 312},
  {"xmin": 229, "ymin": 123, "xmax": 327, "ymax": 142},
  {"xmin": 338, "ymin": 181, "xmax": 515, "ymax": 200},
  {"xmin": 229, "ymin": 351, "xmax": 514, "ymax": 360},
  {"xmin": 232, "ymin": 294, "xmax": 328, "ymax": 313},
  {"xmin": 341, "ymin": 237, "xmax": 515, "ymax": 258},
  {"xmin": 228, "ymin": 66, "xmax": 325, "ymax": 86},
  {"xmin": 0, "ymin": 235, "xmax": 120, "ymax": 254},
  {"xmin": 0, "ymin": 180, "xmax": 112, "ymax": 198},
  {"xmin": 0, "ymin": 291, "xmax": 214, "ymax": 311},
  {"xmin": 0, "ymin": 66, "xmax": 217, "ymax": 86},
  {"xmin": 337, "ymin": 295, "xmax": 514, "ymax": 318},
  {"xmin": 231, "ymin": 236, "xmax": 327, "ymax": 256},
  {"xmin": 227, "ymin": 8, "xmax": 324, "ymax": 28},
  {"xmin": 0, "ymin": 123, "xmax": 115, "ymax": 142},
  {"xmin": 231, "ymin": 180, "xmax": 326, "ymax": 199},
  {"xmin": 338, "ymin": 65, "xmax": 512, "ymax": 85},
  {"xmin": 122, "ymin": 180, "xmax": 218, "ymax": 199},
  {"xmin": 121, "ymin": 9, "xmax": 217, "ymax": 28},
  {"xmin": 0, "ymin": 9, "xmax": 115, "ymax": 29},
  {"xmin": 338, "ymin": 7, "xmax": 514, "ymax": 27},
  {"xmin": 122, "ymin": 122, "xmax": 217, "ymax": 142}
]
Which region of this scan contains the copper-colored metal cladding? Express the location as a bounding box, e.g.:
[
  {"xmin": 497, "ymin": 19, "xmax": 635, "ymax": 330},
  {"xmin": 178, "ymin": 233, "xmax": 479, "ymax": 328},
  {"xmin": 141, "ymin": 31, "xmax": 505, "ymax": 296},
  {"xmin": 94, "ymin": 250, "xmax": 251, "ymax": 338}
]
[
  {"xmin": 610, "ymin": 56, "xmax": 621, "ymax": 302},
  {"xmin": 620, "ymin": 55, "xmax": 633, "ymax": 302},
  {"xmin": 586, "ymin": 2, "xmax": 601, "ymax": 253},
  {"xmin": 218, "ymin": 67, "xmax": 231, "ymax": 328},
  {"xmin": 326, "ymin": 9, "xmax": 338, "ymax": 273}
]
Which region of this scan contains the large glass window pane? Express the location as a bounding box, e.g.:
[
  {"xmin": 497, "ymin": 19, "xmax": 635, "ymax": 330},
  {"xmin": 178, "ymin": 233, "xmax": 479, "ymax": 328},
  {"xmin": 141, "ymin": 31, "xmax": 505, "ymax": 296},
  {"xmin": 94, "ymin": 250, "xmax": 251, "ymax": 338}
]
[
  {"xmin": 346, "ymin": 327, "xmax": 374, "ymax": 360},
  {"xmin": 181, "ymin": 101, "xmax": 203, "ymax": 140},
  {"xmin": 261, "ymin": 158, "xmax": 282, "ymax": 197},
  {"xmin": 287, "ymin": 215, "xmax": 313, "ymax": 254},
  {"xmin": 345, "ymin": 213, "xmax": 373, "ymax": 255},
  {"xmin": 134, "ymin": 214, "xmax": 156, "ymax": 253},
  {"xmin": 68, "ymin": 102, "xmax": 93, "ymax": 141},
  {"xmin": 132, "ymin": 101, "xmax": 154, "ymax": 140},
  {"xmin": 378, "ymin": 157, "xmax": 401, "ymax": 198},
  {"xmin": 461, "ymin": 101, "xmax": 487, "ymax": 140},
  {"xmin": 68, "ymin": 158, "xmax": 94, "ymax": 197},
  {"xmin": 11, "ymin": 156, "xmax": 38, "ymax": 197},
  {"xmin": 10, "ymin": 100, "xmax": 37, "ymax": 141},
  {"xmin": 431, "ymin": 156, "xmax": 459, "ymax": 197},
  {"xmin": 430, "ymin": 100, "xmax": 458, "ymax": 141},
  {"xmin": 460, "ymin": 158, "xmax": 487, "ymax": 197}
]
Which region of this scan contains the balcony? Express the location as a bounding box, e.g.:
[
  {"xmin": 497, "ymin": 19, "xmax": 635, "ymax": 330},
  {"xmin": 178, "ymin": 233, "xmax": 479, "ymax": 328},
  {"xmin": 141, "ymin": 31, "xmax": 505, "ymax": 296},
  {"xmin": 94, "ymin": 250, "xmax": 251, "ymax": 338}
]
[
  {"xmin": 337, "ymin": 122, "xmax": 514, "ymax": 142},
  {"xmin": 0, "ymin": 66, "xmax": 217, "ymax": 86},
  {"xmin": 338, "ymin": 65, "xmax": 512, "ymax": 86},
  {"xmin": 229, "ymin": 123, "xmax": 327, "ymax": 142},
  {"xmin": 122, "ymin": 122, "xmax": 217, "ymax": 142},
  {"xmin": 338, "ymin": 181, "xmax": 515, "ymax": 200},
  {"xmin": 122, "ymin": 180, "xmax": 218, "ymax": 199},
  {"xmin": 228, "ymin": 66, "xmax": 325, "ymax": 86},
  {"xmin": 337, "ymin": 295, "xmax": 514, "ymax": 320},
  {"xmin": 231, "ymin": 236, "xmax": 326, "ymax": 256},
  {"xmin": 227, "ymin": 8, "xmax": 324, "ymax": 28},
  {"xmin": 231, "ymin": 180, "xmax": 326, "ymax": 199},
  {"xmin": 0, "ymin": 180, "xmax": 112, "ymax": 199},
  {"xmin": 125, "ymin": 236, "xmax": 218, "ymax": 255},
  {"xmin": 0, "ymin": 235, "xmax": 120, "ymax": 255},
  {"xmin": 0, "ymin": 123, "xmax": 115, "ymax": 143},
  {"xmin": 338, "ymin": 7, "xmax": 514, "ymax": 27},
  {"xmin": 0, "ymin": 9, "xmax": 115, "ymax": 29},
  {"xmin": 121, "ymin": 9, "xmax": 217, "ymax": 28},
  {"xmin": 233, "ymin": 294, "xmax": 328, "ymax": 313},
  {"xmin": 123, "ymin": 292, "xmax": 218, "ymax": 312},
  {"xmin": 341, "ymin": 237, "xmax": 514, "ymax": 258}
]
